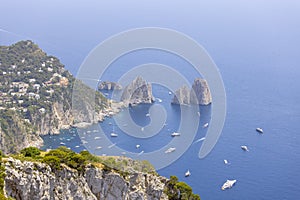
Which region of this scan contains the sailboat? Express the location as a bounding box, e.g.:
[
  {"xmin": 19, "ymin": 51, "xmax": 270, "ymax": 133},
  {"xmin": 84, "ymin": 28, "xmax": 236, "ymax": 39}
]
[
  {"xmin": 110, "ymin": 125, "xmax": 118, "ymax": 137},
  {"xmin": 185, "ymin": 170, "xmax": 191, "ymax": 177}
]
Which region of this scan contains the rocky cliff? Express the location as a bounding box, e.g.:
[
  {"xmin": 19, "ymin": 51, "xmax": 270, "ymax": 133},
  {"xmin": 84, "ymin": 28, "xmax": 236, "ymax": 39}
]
[
  {"xmin": 121, "ymin": 76, "xmax": 155, "ymax": 106},
  {"xmin": 3, "ymin": 157, "xmax": 168, "ymax": 200},
  {"xmin": 172, "ymin": 78, "xmax": 212, "ymax": 105},
  {"xmin": 0, "ymin": 41, "xmax": 113, "ymax": 154}
]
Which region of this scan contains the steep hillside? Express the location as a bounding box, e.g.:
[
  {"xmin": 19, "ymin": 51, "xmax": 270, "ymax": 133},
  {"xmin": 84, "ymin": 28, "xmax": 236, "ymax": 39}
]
[{"xmin": 0, "ymin": 41, "xmax": 113, "ymax": 154}]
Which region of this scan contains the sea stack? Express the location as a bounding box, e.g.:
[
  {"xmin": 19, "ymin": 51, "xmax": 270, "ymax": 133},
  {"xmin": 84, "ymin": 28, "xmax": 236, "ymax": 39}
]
[
  {"xmin": 121, "ymin": 76, "xmax": 155, "ymax": 106},
  {"xmin": 172, "ymin": 85, "xmax": 190, "ymax": 105},
  {"xmin": 171, "ymin": 78, "xmax": 212, "ymax": 105},
  {"xmin": 190, "ymin": 78, "xmax": 212, "ymax": 105}
]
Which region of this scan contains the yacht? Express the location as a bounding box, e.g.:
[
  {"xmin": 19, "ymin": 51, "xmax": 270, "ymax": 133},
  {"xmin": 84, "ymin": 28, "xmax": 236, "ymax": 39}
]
[
  {"xmin": 241, "ymin": 145, "xmax": 249, "ymax": 151},
  {"xmin": 146, "ymin": 113, "xmax": 150, "ymax": 117},
  {"xmin": 171, "ymin": 132, "xmax": 181, "ymax": 137},
  {"xmin": 221, "ymin": 180, "xmax": 237, "ymax": 190},
  {"xmin": 165, "ymin": 147, "xmax": 176, "ymax": 153},
  {"xmin": 136, "ymin": 144, "xmax": 140, "ymax": 149},
  {"xmin": 185, "ymin": 170, "xmax": 191, "ymax": 177},
  {"xmin": 94, "ymin": 136, "xmax": 101, "ymax": 140},
  {"xmin": 224, "ymin": 159, "xmax": 229, "ymax": 164},
  {"xmin": 256, "ymin": 128, "xmax": 264, "ymax": 133},
  {"xmin": 110, "ymin": 133, "xmax": 118, "ymax": 137},
  {"xmin": 95, "ymin": 146, "xmax": 102, "ymax": 150}
]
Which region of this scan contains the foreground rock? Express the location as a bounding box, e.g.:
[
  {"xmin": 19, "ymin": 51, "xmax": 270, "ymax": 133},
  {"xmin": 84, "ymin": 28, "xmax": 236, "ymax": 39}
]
[
  {"xmin": 98, "ymin": 81, "xmax": 122, "ymax": 90},
  {"xmin": 121, "ymin": 76, "xmax": 155, "ymax": 106},
  {"xmin": 4, "ymin": 157, "xmax": 168, "ymax": 200},
  {"xmin": 172, "ymin": 78, "xmax": 212, "ymax": 105}
]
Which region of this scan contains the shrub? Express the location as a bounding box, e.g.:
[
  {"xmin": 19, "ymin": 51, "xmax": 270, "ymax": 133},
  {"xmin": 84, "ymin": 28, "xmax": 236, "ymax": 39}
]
[
  {"xmin": 42, "ymin": 156, "xmax": 61, "ymax": 170},
  {"xmin": 20, "ymin": 147, "xmax": 41, "ymax": 158}
]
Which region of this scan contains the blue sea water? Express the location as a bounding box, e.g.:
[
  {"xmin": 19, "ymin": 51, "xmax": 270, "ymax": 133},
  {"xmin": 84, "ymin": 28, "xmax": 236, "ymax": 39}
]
[
  {"xmin": 1, "ymin": 1, "xmax": 300, "ymax": 199},
  {"xmin": 40, "ymin": 49, "xmax": 300, "ymax": 200}
]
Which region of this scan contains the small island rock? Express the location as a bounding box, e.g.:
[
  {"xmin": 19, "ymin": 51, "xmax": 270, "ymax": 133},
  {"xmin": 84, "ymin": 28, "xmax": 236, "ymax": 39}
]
[
  {"xmin": 121, "ymin": 76, "xmax": 155, "ymax": 106},
  {"xmin": 98, "ymin": 81, "xmax": 122, "ymax": 90}
]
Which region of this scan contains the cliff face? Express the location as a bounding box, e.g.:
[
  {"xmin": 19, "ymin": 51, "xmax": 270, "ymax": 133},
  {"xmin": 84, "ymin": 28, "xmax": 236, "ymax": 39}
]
[
  {"xmin": 4, "ymin": 158, "xmax": 168, "ymax": 200},
  {"xmin": 0, "ymin": 41, "xmax": 112, "ymax": 154},
  {"xmin": 121, "ymin": 76, "xmax": 155, "ymax": 106},
  {"xmin": 172, "ymin": 78, "xmax": 212, "ymax": 105}
]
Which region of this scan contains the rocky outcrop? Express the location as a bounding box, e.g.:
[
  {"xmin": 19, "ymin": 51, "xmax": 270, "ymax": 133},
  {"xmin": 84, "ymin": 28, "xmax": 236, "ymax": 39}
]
[
  {"xmin": 98, "ymin": 81, "xmax": 122, "ymax": 90},
  {"xmin": 0, "ymin": 114, "xmax": 43, "ymax": 154},
  {"xmin": 190, "ymin": 78, "xmax": 212, "ymax": 105},
  {"xmin": 172, "ymin": 85, "xmax": 190, "ymax": 105},
  {"xmin": 172, "ymin": 78, "xmax": 212, "ymax": 105},
  {"xmin": 121, "ymin": 76, "xmax": 155, "ymax": 106},
  {"xmin": 4, "ymin": 158, "xmax": 168, "ymax": 200}
]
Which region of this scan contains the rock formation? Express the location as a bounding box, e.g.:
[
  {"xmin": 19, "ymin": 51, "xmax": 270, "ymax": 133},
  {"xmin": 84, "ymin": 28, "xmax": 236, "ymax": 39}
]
[
  {"xmin": 98, "ymin": 81, "xmax": 122, "ymax": 90},
  {"xmin": 172, "ymin": 85, "xmax": 190, "ymax": 105},
  {"xmin": 121, "ymin": 76, "xmax": 155, "ymax": 106},
  {"xmin": 190, "ymin": 78, "xmax": 212, "ymax": 105},
  {"xmin": 4, "ymin": 157, "xmax": 168, "ymax": 200},
  {"xmin": 172, "ymin": 78, "xmax": 212, "ymax": 105}
]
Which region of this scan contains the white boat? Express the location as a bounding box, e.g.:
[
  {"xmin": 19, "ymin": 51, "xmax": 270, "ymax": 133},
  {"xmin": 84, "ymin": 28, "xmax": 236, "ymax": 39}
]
[
  {"xmin": 94, "ymin": 136, "xmax": 101, "ymax": 140},
  {"xmin": 241, "ymin": 145, "xmax": 249, "ymax": 151},
  {"xmin": 165, "ymin": 147, "xmax": 176, "ymax": 153},
  {"xmin": 168, "ymin": 91, "xmax": 172, "ymax": 95},
  {"xmin": 136, "ymin": 144, "xmax": 140, "ymax": 149},
  {"xmin": 156, "ymin": 98, "xmax": 163, "ymax": 103},
  {"xmin": 141, "ymin": 127, "xmax": 144, "ymax": 131},
  {"xmin": 256, "ymin": 128, "xmax": 264, "ymax": 133},
  {"xmin": 60, "ymin": 142, "xmax": 66, "ymax": 145},
  {"xmin": 185, "ymin": 170, "xmax": 191, "ymax": 177},
  {"xmin": 108, "ymin": 143, "xmax": 116, "ymax": 148},
  {"xmin": 203, "ymin": 123, "xmax": 209, "ymax": 128},
  {"xmin": 75, "ymin": 145, "xmax": 80, "ymax": 148},
  {"xmin": 110, "ymin": 133, "xmax": 118, "ymax": 137},
  {"xmin": 224, "ymin": 159, "xmax": 229, "ymax": 164},
  {"xmin": 171, "ymin": 132, "xmax": 181, "ymax": 137},
  {"xmin": 96, "ymin": 146, "xmax": 102, "ymax": 150},
  {"xmin": 111, "ymin": 125, "xmax": 118, "ymax": 137},
  {"xmin": 146, "ymin": 113, "xmax": 150, "ymax": 117},
  {"xmin": 197, "ymin": 112, "xmax": 200, "ymax": 117},
  {"xmin": 221, "ymin": 180, "xmax": 237, "ymax": 190},
  {"xmin": 194, "ymin": 137, "xmax": 206, "ymax": 143}
]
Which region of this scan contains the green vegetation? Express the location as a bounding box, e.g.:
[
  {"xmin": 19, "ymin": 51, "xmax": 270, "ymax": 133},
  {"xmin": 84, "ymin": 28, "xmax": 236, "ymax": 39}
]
[
  {"xmin": 165, "ymin": 175, "xmax": 200, "ymax": 200},
  {"xmin": 20, "ymin": 147, "xmax": 40, "ymax": 158},
  {"xmin": 0, "ymin": 40, "xmax": 109, "ymax": 154}
]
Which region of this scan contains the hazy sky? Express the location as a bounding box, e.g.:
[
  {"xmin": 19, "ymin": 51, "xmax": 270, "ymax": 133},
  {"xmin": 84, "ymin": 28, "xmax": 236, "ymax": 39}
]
[{"xmin": 1, "ymin": 0, "xmax": 299, "ymax": 74}]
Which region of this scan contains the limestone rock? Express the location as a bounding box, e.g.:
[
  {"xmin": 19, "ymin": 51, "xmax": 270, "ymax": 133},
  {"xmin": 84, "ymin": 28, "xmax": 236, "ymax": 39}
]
[
  {"xmin": 121, "ymin": 76, "xmax": 155, "ymax": 106},
  {"xmin": 4, "ymin": 158, "xmax": 168, "ymax": 200},
  {"xmin": 171, "ymin": 85, "xmax": 190, "ymax": 105},
  {"xmin": 171, "ymin": 78, "xmax": 212, "ymax": 105},
  {"xmin": 98, "ymin": 81, "xmax": 122, "ymax": 90},
  {"xmin": 190, "ymin": 78, "xmax": 212, "ymax": 105}
]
